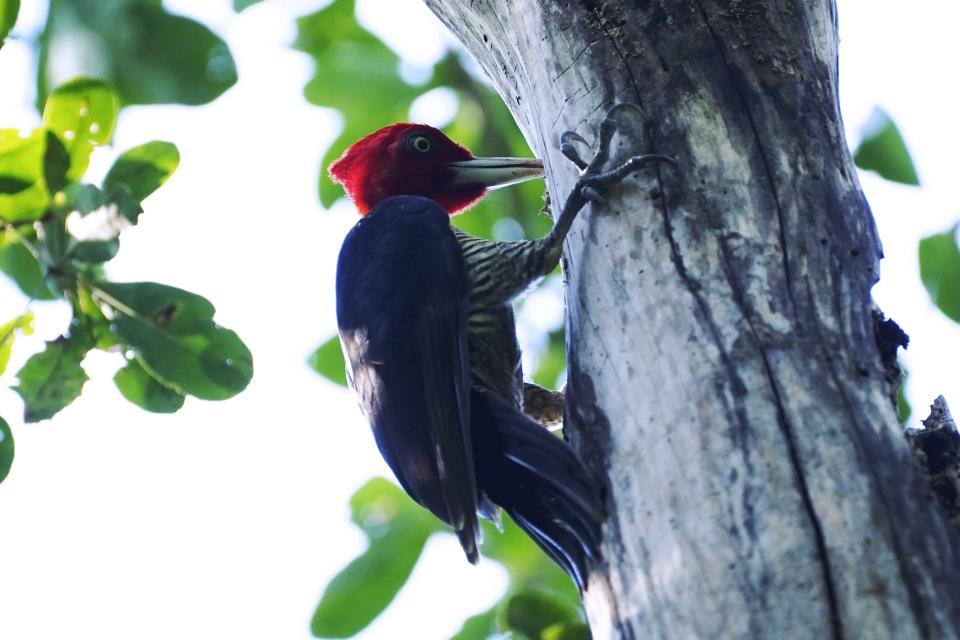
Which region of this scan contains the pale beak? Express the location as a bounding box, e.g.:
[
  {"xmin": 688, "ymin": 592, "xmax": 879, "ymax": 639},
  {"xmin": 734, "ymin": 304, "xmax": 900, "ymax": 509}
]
[{"xmin": 446, "ymin": 157, "xmax": 545, "ymax": 190}]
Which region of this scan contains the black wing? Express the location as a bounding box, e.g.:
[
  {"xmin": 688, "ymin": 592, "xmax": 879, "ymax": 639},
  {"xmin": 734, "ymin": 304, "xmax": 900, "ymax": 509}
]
[{"xmin": 336, "ymin": 195, "xmax": 480, "ymax": 561}]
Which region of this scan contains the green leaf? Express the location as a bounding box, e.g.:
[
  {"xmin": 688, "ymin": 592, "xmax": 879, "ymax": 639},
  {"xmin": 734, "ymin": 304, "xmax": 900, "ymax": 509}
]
[
  {"xmin": 114, "ymin": 357, "xmax": 185, "ymax": 413},
  {"xmin": 0, "ymin": 128, "xmax": 52, "ymax": 222},
  {"xmin": 307, "ymin": 335, "xmax": 347, "ymax": 387},
  {"xmin": 0, "ymin": 416, "xmax": 13, "ymax": 485},
  {"xmin": 69, "ymin": 239, "xmax": 120, "ymax": 263},
  {"xmin": 42, "ymin": 77, "xmax": 119, "ymax": 180},
  {"xmin": 13, "ymin": 328, "xmax": 93, "ymax": 422},
  {"xmin": 104, "ymin": 141, "xmax": 179, "ymax": 203},
  {"xmin": 111, "ymin": 4, "xmax": 237, "ymax": 106},
  {"xmin": 0, "ymin": 310, "xmax": 34, "ymax": 375},
  {"xmin": 0, "ymin": 0, "xmax": 19, "ymax": 45},
  {"xmin": 311, "ymin": 477, "xmax": 441, "ymax": 638},
  {"xmin": 63, "ymin": 183, "xmax": 106, "ymax": 214},
  {"xmin": 95, "ymin": 281, "xmax": 253, "ymax": 400},
  {"xmin": 43, "ymin": 130, "xmax": 71, "ymax": 193},
  {"xmin": 451, "ymin": 608, "xmax": 498, "ymax": 640},
  {"xmin": 0, "ymin": 228, "xmax": 59, "ymax": 300},
  {"xmin": 0, "ymin": 176, "xmax": 31, "ymax": 193},
  {"xmin": 919, "ymin": 225, "xmax": 960, "ymax": 323},
  {"xmin": 897, "ymin": 363, "xmax": 910, "ymax": 424},
  {"xmin": 853, "ymin": 108, "xmax": 919, "ymax": 186},
  {"xmin": 500, "ymin": 590, "xmax": 580, "ymax": 640},
  {"xmin": 40, "ymin": 1, "xmax": 237, "ymax": 107},
  {"xmin": 41, "ymin": 215, "xmax": 69, "ymax": 265},
  {"xmin": 109, "ymin": 187, "xmax": 145, "ymax": 223},
  {"xmin": 233, "ymin": 0, "xmax": 262, "ymax": 11}
]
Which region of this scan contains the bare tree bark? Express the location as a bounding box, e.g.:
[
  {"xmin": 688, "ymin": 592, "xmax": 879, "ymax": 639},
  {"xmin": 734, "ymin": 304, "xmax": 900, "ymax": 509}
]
[
  {"xmin": 423, "ymin": 1, "xmax": 960, "ymax": 638},
  {"xmin": 908, "ymin": 396, "xmax": 960, "ymax": 529}
]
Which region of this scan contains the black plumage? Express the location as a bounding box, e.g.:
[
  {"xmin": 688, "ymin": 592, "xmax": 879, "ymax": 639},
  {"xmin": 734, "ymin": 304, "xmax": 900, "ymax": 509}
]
[{"xmin": 336, "ymin": 195, "xmax": 601, "ymax": 588}]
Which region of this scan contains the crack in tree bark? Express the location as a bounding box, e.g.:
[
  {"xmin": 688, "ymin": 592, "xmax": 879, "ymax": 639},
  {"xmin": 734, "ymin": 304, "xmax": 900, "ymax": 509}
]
[
  {"xmin": 692, "ymin": 0, "xmax": 798, "ymax": 320},
  {"xmin": 804, "ymin": 276, "xmax": 934, "ymax": 640},
  {"xmin": 720, "ymin": 247, "xmax": 844, "ymax": 640}
]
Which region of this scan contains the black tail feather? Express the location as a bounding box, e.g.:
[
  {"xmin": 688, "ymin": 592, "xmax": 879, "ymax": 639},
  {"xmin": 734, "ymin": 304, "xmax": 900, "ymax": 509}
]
[{"xmin": 470, "ymin": 388, "xmax": 603, "ymax": 591}]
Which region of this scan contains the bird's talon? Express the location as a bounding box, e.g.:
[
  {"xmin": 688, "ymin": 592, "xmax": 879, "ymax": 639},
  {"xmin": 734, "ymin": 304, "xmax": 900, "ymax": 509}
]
[
  {"xmin": 560, "ymin": 131, "xmax": 589, "ymax": 146},
  {"xmin": 560, "ymin": 105, "xmax": 676, "ymax": 200},
  {"xmin": 561, "ymin": 145, "xmax": 588, "ymax": 170},
  {"xmin": 581, "ymin": 186, "xmax": 606, "ymax": 204},
  {"xmin": 560, "ymin": 131, "xmax": 590, "ymax": 170}
]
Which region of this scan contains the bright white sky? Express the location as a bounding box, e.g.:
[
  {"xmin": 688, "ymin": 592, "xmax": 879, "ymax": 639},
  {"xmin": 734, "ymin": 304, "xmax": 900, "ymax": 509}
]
[{"xmin": 1, "ymin": 1, "xmax": 958, "ymax": 639}]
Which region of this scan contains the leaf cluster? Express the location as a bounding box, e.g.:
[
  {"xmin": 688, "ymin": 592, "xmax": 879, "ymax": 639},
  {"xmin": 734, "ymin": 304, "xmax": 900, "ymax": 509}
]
[
  {"xmin": 0, "ymin": 77, "xmax": 252, "ymax": 479},
  {"xmin": 0, "ymin": 0, "xmax": 252, "ymax": 484}
]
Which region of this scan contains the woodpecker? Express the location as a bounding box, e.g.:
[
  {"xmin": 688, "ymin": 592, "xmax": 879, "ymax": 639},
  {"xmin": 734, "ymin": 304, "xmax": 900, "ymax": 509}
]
[{"xmin": 332, "ymin": 106, "xmax": 670, "ymax": 589}]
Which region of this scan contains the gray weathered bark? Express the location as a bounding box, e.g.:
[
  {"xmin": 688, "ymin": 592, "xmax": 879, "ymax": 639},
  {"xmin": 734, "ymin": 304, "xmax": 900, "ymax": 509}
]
[
  {"xmin": 424, "ymin": 1, "xmax": 960, "ymax": 638},
  {"xmin": 907, "ymin": 396, "xmax": 960, "ymax": 529}
]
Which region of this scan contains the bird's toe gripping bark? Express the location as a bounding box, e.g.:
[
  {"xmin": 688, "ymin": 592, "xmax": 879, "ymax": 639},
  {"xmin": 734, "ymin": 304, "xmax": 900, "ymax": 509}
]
[
  {"xmin": 546, "ymin": 103, "xmax": 676, "ymax": 248},
  {"xmin": 560, "ymin": 131, "xmax": 590, "ymax": 170},
  {"xmin": 559, "ymin": 102, "xmax": 675, "ymax": 205}
]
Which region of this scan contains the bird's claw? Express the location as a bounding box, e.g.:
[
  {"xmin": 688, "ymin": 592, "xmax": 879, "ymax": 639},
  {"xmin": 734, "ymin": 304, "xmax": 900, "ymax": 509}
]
[
  {"xmin": 560, "ymin": 131, "xmax": 589, "ymax": 146},
  {"xmin": 581, "ymin": 186, "xmax": 606, "ymax": 204},
  {"xmin": 561, "ymin": 102, "xmax": 675, "ymax": 206},
  {"xmin": 560, "ymin": 131, "xmax": 590, "ymax": 170}
]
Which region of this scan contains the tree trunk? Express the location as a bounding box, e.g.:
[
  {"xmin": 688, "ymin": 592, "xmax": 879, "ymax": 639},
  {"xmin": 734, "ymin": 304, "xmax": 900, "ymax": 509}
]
[{"xmin": 424, "ymin": 1, "xmax": 960, "ymax": 638}]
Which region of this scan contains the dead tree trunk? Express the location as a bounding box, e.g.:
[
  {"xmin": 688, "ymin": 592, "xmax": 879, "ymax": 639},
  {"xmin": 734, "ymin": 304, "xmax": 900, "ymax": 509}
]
[{"xmin": 424, "ymin": 1, "xmax": 960, "ymax": 638}]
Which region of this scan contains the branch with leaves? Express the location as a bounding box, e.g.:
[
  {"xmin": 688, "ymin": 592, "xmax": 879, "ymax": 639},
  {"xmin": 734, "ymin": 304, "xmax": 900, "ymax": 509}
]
[{"xmin": 0, "ymin": 77, "xmax": 252, "ymax": 479}]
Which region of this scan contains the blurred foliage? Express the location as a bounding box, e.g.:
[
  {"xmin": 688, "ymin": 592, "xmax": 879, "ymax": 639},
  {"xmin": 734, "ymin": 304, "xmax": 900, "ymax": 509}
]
[
  {"xmin": 0, "ymin": 310, "xmax": 32, "ymax": 375},
  {"xmin": 853, "ymin": 107, "xmax": 919, "ymax": 186},
  {"xmin": 499, "ymin": 590, "xmax": 587, "ymax": 640},
  {"xmin": 37, "ymin": 0, "xmax": 236, "ymax": 108},
  {"xmin": 314, "ymin": 478, "xmax": 584, "ymax": 640},
  {"xmin": 897, "ymin": 364, "xmax": 911, "ymax": 424},
  {"xmin": 0, "ymin": 415, "xmax": 12, "ymax": 484},
  {"xmin": 531, "ymin": 329, "xmax": 566, "ymax": 390},
  {"xmin": 0, "ymin": 0, "xmax": 18, "ymax": 46},
  {"xmin": 919, "ymin": 225, "xmax": 960, "ymax": 323},
  {"xmin": 307, "ymin": 335, "xmax": 348, "ymax": 387},
  {"xmin": 233, "ymin": 0, "xmax": 262, "ymax": 12},
  {"xmin": 0, "ymin": 77, "xmax": 252, "ymax": 428},
  {"xmin": 311, "ymin": 478, "xmax": 442, "ymax": 638}
]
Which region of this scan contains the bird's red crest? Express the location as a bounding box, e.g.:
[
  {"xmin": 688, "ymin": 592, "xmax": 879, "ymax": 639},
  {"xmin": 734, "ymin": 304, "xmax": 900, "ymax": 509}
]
[{"xmin": 329, "ymin": 123, "xmax": 484, "ymax": 216}]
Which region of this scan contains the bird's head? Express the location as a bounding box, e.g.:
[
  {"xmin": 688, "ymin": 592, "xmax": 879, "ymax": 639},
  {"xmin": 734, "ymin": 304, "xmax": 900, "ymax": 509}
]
[{"xmin": 329, "ymin": 123, "xmax": 544, "ymax": 215}]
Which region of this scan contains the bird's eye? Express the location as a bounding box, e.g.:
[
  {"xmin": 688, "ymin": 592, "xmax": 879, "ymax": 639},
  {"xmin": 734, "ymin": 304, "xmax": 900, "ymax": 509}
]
[{"xmin": 407, "ymin": 134, "xmax": 433, "ymax": 154}]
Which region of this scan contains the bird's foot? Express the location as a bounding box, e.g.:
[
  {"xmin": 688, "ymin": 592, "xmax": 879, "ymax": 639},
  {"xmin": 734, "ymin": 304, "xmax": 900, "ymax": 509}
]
[{"xmin": 559, "ymin": 103, "xmax": 675, "ymax": 205}]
